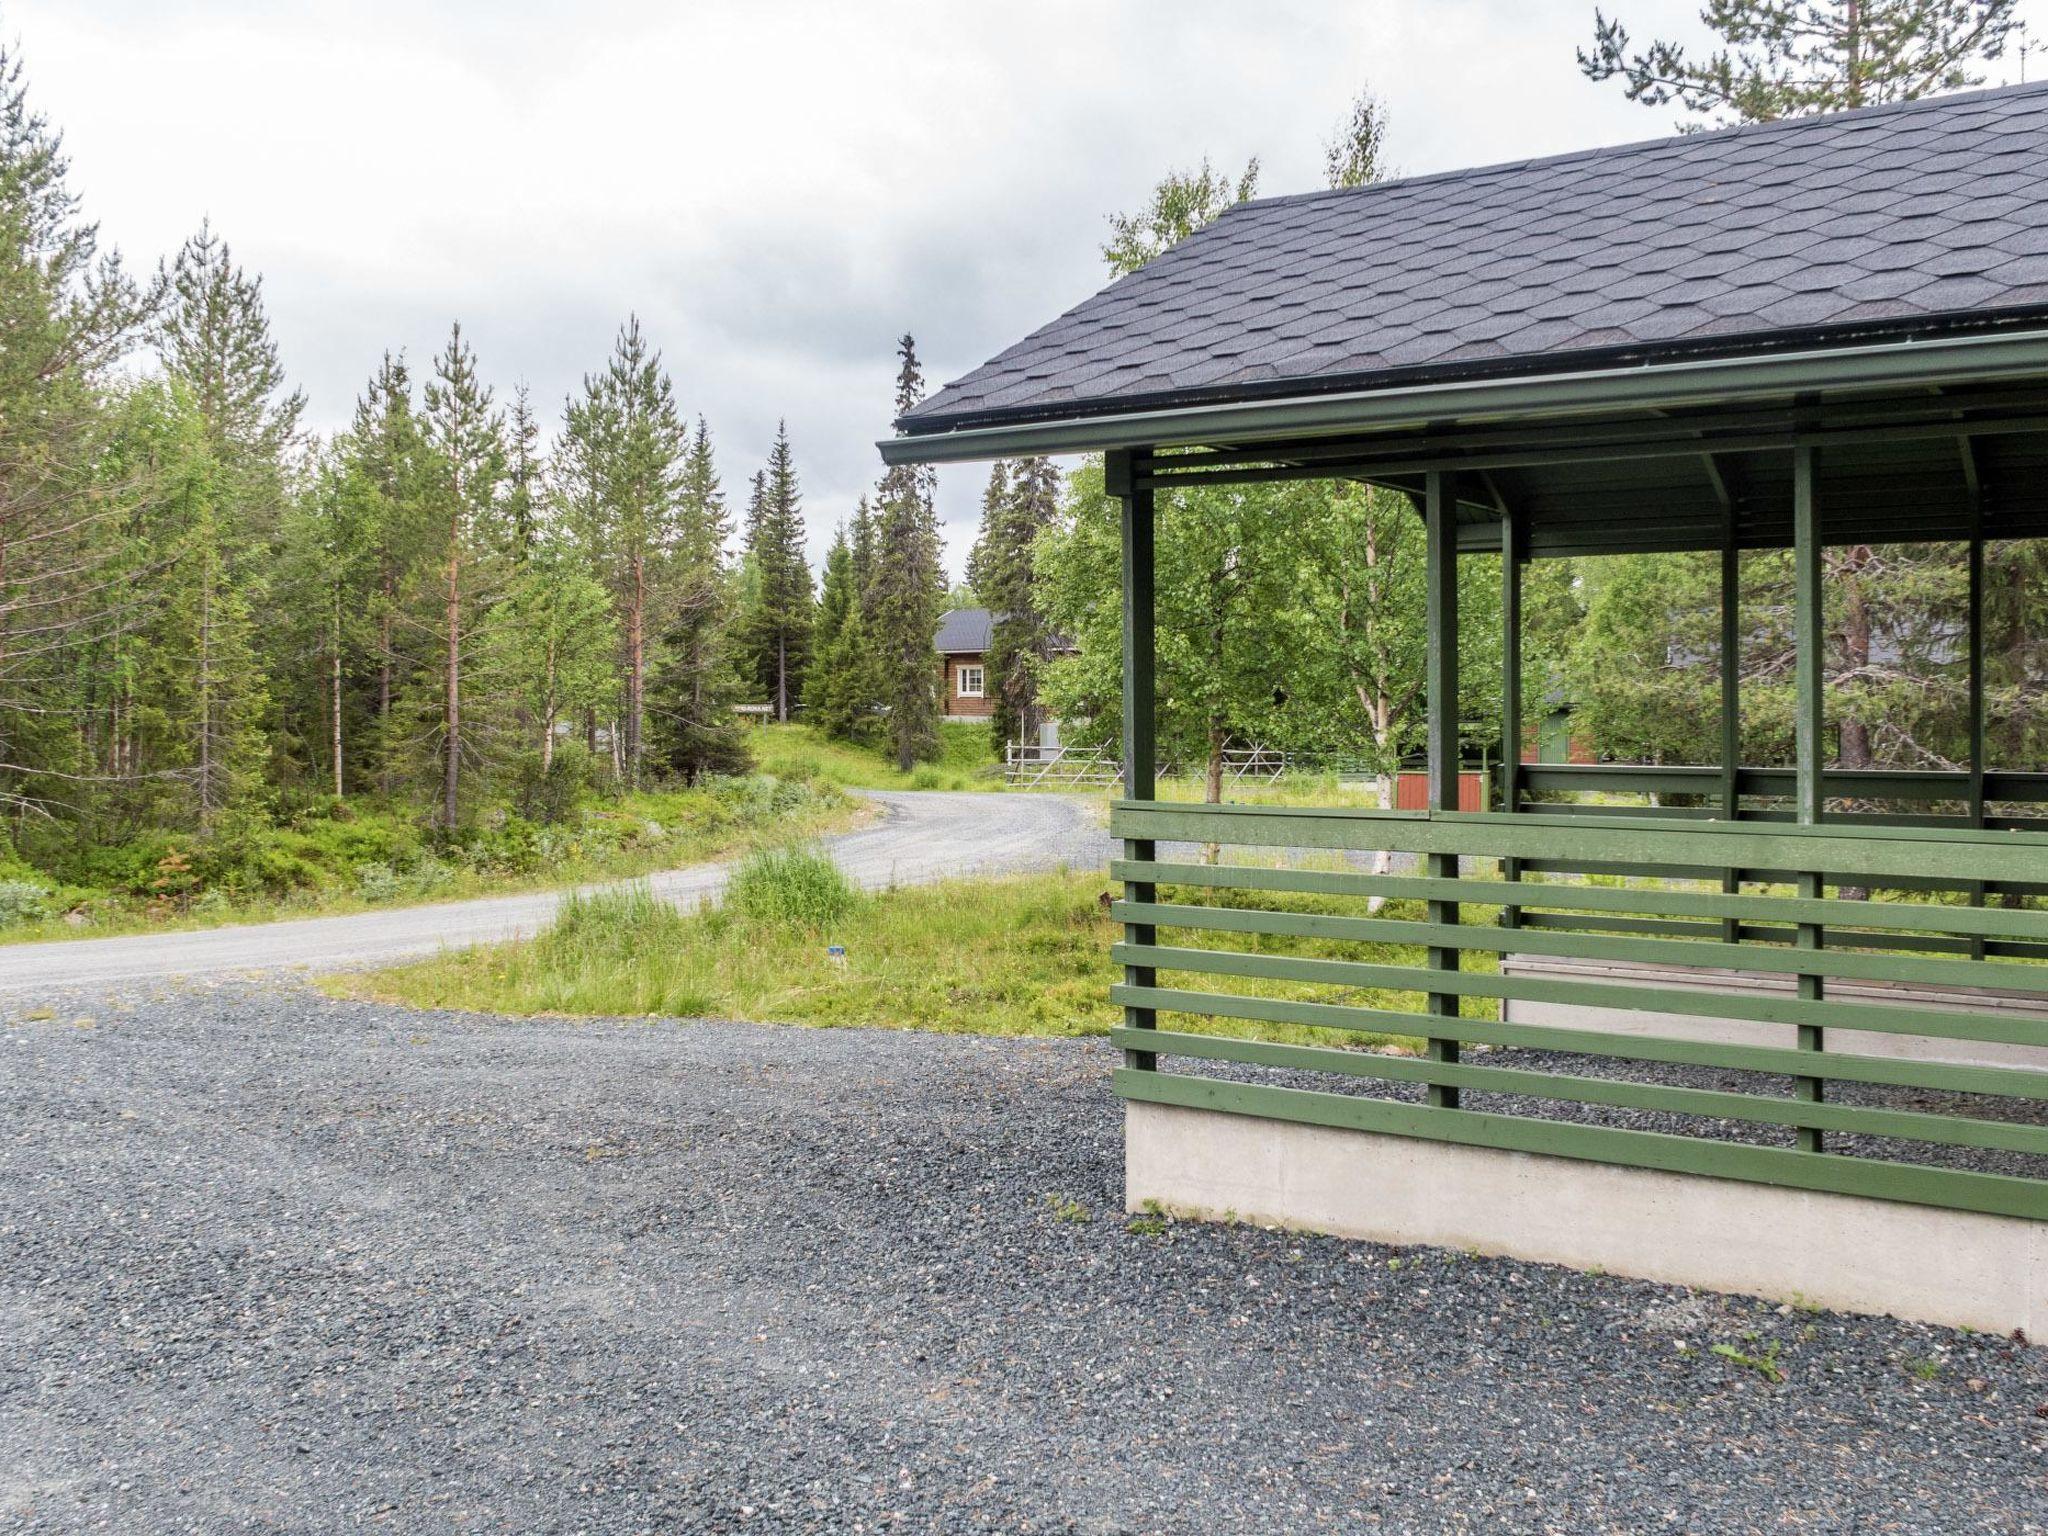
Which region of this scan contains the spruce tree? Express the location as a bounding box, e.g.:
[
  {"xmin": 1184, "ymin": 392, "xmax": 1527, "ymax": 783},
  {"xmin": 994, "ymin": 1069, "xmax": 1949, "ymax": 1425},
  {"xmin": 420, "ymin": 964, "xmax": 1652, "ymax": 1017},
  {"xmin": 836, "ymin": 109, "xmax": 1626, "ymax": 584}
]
[
  {"xmin": 968, "ymin": 455, "xmax": 1062, "ymax": 753},
  {"xmin": 505, "ymin": 383, "xmax": 542, "ymax": 560},
  {"xmin": 343, "ymin": 352, "xmax": 435, "ymax": 798},
  {"xmin": 866, "ymin": 336, "xmax": 944, "ymax": 771},
  {"xmin": 737, "ymin": 424, "xmax": 812, "ymax": 721},
  {"xmin": 651, "ymin": 417, "xmax": 749, "ymax": 780}
]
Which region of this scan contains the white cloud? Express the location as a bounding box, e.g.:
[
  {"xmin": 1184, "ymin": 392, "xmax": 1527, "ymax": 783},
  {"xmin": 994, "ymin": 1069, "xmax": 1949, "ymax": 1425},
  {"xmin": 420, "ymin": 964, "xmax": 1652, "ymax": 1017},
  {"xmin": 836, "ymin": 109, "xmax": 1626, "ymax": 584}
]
[{"xmin": 15, "ymin": 0, "xmax": 2046, "ymax": 576}]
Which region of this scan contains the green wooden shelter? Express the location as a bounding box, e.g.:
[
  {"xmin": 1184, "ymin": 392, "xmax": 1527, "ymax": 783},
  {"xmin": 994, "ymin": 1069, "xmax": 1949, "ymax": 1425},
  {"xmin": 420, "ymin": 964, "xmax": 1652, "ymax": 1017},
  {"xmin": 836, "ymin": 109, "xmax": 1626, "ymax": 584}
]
[{"xmin": 881, "ymin": 85, "xmax": 2048, "ymax": 1312}]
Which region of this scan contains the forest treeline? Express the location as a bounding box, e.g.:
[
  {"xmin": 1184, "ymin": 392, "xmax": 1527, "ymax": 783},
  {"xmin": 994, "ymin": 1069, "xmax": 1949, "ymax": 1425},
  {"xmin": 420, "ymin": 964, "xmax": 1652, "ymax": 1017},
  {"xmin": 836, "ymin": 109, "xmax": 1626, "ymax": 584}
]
[
  {"xmin": 6, "ymin": 6, "xmax": 2048, "ymax": 921},
  {"xmin": 0, "ymin": 38, "xmax": 975, "ymax": 908}
]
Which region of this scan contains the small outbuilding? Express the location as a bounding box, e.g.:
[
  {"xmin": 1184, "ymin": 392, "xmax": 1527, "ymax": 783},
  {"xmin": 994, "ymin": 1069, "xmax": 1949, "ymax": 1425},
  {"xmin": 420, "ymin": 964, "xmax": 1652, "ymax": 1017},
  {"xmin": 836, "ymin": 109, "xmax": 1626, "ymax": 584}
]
[{"xmin": 884, "ymin": 84, "xmax": 2048, "ymax": 1331}]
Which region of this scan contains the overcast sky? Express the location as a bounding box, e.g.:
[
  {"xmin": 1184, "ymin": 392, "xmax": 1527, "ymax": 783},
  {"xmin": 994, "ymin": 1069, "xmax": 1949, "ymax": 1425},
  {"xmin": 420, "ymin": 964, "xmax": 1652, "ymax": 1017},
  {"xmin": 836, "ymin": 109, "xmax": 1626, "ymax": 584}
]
[{"xmin": 14, "ymin": 0, "xmax": 2046, "ymax": 579}]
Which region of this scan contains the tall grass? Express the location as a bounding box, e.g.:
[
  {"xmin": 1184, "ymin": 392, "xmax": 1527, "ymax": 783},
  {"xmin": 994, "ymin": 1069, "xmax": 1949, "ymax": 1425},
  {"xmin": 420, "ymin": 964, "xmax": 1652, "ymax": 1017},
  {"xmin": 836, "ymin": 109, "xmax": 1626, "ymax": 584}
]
[
  {"xmin": 723, "ymin": 845, "xmax": 858, "ymax": 930},
  {"xmin": 332, "ymin": 867, "xmax": 1473, "ymax": 1050}
]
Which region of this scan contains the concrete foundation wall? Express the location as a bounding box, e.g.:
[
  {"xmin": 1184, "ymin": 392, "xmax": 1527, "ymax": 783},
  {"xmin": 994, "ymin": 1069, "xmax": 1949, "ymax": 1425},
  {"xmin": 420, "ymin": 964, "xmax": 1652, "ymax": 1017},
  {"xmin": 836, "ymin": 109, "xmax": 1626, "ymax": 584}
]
[
  {"xmin": 1127, "ymin": 1100, "xmax": 2046, "ymax": 1335},
  {"xmin": 1500, "ymin": 955, "xmax": 2048, "ymax": 1072}
]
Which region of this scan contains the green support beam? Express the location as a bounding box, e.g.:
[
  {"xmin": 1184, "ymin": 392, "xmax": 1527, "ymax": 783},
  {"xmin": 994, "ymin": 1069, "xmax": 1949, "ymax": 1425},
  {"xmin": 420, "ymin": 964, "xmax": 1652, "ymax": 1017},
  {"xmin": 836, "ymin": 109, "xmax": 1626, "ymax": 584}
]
[
  {"xmin": 1718, "ymin": 476, "xmax": 1743, "ymax": 944},
  {"xmin": 1500, "ymin": 500, "xmax": 1524, "ymax": 931},
  {"xmin": 1425, "ymin": 469, "xmax": 1462, "ymax": 1106},
  {"xmin": 1111, "ymin": 449, "xmax": 1157, "ymax": 1071},
  {"xmin": 1963, "ymin": 438, "xmax": 1990, "ymax": 957},
  {"xmin": 1791, "ymin": 443, "xmax": 1826, "ymax": 1151}
]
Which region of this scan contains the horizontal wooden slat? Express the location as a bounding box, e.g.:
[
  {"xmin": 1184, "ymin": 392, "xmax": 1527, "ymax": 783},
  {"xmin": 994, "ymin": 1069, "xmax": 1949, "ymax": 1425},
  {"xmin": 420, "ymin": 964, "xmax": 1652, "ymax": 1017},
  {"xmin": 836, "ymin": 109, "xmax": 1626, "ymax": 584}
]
[
  {"xmin": 1114, "ymin": 983, "xmax": 2048, "ymax": 1101},
  {"xmin": 1112, "ymin": 938, "xmax": 2048, "ymax": 1063},
  {"xmin": 1112, "ymin": 858, "xmax": 2048, "ymax": 942},
  {"xmin": 1109, "ymin": 1027, "xmax": 2048, "ymax": 1156},
  {"xmin": 1112, "ymin": 899, "xmax": 2048, "ymax": 1000},
  {"xmin": 1113, "ymin": 1068, "xmax": 2048, "ymax": 1222},
  {"xmin": 1110, "ymin": 802, "xmax": 2048, "ymax": 885}
]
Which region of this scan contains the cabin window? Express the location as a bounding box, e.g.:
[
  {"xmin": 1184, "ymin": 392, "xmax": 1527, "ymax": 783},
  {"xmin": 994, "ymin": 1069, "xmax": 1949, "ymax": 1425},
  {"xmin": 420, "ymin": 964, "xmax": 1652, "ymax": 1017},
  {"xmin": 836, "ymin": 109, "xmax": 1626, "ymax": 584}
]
[{"xmin": 956, "ymin": 664, "xmax": 984, "ymax": 698}]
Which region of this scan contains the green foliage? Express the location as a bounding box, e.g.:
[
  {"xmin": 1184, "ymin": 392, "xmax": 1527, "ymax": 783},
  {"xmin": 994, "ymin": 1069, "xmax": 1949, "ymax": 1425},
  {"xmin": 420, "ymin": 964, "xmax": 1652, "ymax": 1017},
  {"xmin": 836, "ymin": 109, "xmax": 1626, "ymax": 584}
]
[
  {"xmin": 338, "ymin": 864, "xmax": 1469, "ymax": 1043},
  {"xmin": 723, "ymin": 844, "xmax": 858, "ymax": 932},
  {"xmin": 0, "ymin": 879, "xmax": 53, "ymax": 925},
  {"xmin": 866, "ymin": 337, "xmax": 946, "ymax": 771},
  {"xmin": 1582, "ymin": 2, "xmax": 2022, "ymax": 126},
  {"xmin": 510, "ymin": 740, "xmax": 596, "ymax": 826},
  {"xmin": 1102, "ymin": 157, "xmax": 1260, "ymax": 277},
  {"xmin": 1710, "ymin": 1336, "xmax": 1787, "ymax": 1384},
  {"xmin": 968, "ymin": 457, "xmax": 1062, "ymax": 752},
  {"xmin": 735, "ymin": 423, "xmax": 813, "ymax": 720}
]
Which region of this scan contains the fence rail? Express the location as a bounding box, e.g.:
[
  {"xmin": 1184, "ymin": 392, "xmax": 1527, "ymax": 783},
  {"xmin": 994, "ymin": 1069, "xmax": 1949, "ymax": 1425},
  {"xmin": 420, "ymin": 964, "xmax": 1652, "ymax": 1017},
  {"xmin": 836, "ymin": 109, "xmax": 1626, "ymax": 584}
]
[
  {"xmin": 1109, "ymin": 800, "xmax": 2048, "ymax": 1221},
  {"xmin": 1004, "ymin": 743, "xmax": 1124, "ymax": 787}
]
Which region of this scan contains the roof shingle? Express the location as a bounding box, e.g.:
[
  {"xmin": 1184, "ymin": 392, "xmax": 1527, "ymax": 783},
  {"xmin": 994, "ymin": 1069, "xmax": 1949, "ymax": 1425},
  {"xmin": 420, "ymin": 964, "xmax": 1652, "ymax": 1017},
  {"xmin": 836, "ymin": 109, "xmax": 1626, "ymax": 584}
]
[{"xmin": 904, "ymin": 83, "xmax": 2048, "ymax": 433}]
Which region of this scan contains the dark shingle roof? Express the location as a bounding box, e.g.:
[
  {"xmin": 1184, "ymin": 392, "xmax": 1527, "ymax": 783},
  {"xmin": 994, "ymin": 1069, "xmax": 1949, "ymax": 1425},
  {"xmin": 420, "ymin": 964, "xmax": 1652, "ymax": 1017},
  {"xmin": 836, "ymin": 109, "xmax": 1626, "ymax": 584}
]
[
  {"xmin": 904, "ymin": 83, "xmax": 2048, "ymax": 434},
  {"xmin": 935, "ymin": 607, "xmax": 993, "ymax": 654}
]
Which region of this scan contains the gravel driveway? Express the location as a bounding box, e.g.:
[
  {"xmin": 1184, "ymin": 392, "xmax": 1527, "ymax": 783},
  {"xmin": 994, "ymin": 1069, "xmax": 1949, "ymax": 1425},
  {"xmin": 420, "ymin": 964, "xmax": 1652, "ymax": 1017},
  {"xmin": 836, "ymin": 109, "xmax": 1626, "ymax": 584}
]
[
  {"xmin": 0, "ymin": 790, "xmax": 1110, "ymax": 993},
  {"xmin": 4, "ymin": 982, "xmax": 2042, "ymax": 1534}
]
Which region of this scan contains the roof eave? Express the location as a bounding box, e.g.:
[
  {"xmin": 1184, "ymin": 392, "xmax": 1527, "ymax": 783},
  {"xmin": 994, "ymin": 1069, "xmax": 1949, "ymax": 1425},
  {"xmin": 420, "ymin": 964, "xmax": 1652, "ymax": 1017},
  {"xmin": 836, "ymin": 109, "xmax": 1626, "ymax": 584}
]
[{"xmin": 877, "ymin": 326, "xmax": 2048, "ymax": 468}]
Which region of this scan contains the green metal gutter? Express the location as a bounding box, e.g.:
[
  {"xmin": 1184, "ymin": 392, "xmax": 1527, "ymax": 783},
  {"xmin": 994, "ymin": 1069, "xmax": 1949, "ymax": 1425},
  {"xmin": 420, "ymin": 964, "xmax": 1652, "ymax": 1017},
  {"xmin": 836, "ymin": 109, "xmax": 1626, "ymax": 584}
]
[{"xmin": 876, "ymin": 328, "xmax": 2048, "ymax": 467}]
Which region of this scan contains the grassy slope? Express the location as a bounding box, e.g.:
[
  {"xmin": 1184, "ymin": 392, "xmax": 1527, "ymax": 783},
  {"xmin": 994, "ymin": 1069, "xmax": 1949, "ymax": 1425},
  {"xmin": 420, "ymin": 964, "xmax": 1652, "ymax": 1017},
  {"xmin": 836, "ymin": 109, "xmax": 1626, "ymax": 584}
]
[
  {"xmin": 748, "ymin": 721, "xmax": 1391, "ymax": 812},
  {"xmin": 2, "ymin": 779, "xmax": 863, "ymax": 945},
  {"xmin": 746, "ymin": 722, "xmax": 1002, "ymax": 792},
  {"xmin": 332, "ymin": 865, "xmax": 1503, "ymax": 1051}
]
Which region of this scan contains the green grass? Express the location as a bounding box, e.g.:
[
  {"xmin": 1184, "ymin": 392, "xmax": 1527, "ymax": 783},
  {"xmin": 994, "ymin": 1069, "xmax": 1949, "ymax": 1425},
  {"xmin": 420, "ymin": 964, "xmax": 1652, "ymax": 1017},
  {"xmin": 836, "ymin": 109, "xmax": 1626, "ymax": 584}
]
[
  {"xmin": 330, "ymin": 865, "xmax": 1489, "ymax": 1049},
  {"xmin": 1, "ymin": 776, "xmax": 862, "ymax": 945},
  {"xmin": 746, "ymin": 722, "xmax": 1003, "ymax": 792},
  {"xmin": 746, "ymin": 722, "xmax": 1396, "ymax": 812}
]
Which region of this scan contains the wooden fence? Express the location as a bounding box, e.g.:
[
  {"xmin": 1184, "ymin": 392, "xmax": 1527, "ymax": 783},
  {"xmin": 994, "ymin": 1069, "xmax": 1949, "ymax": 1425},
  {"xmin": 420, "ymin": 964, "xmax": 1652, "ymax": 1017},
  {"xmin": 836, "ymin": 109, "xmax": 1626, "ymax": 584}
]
[{"xmin": 1110, "ymin": 800, "xmax": 2048, "ymax": 1221}]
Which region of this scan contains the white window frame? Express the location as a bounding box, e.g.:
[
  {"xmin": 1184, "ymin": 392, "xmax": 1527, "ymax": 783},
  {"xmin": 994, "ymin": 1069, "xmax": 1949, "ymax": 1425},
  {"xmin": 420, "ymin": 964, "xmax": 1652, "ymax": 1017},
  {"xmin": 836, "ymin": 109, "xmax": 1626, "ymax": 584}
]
[{"xmin": 956, "ymin": 663, "xmax": 985, "ymax": 698}]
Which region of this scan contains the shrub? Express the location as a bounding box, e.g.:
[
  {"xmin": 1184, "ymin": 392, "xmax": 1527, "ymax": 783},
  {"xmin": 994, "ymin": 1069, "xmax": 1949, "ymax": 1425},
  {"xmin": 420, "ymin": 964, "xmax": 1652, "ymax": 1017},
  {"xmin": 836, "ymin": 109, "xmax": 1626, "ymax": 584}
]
[
  {"xmin": 723, "ymin": 845, "xmax": 857, "ymax": 932},
  {"xmin": 511, "ymin": 742, "xmax": 595, "ymax": 826},
  {"xmin": 0, "ymin": 879, "xmax": 51, "ymax": 926},
  {"xmin": 354, "ymin": 862, "xmax": 402, "ymax": 903}
]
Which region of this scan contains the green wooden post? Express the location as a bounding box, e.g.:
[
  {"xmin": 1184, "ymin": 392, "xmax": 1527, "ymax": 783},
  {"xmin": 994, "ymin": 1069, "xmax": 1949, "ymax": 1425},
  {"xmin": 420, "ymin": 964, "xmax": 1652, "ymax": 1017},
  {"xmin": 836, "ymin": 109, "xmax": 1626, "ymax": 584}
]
[
  {"xmin": 1792, "ymin": 444, "xmax": 1825, "ymax": 1150},
  {"xmin": 1719, "ymin": 533, "xmax": 1742, "ymax": 944},
  {"xmin": 1964, "ymin": 441, "xmax": 1989, "ymax": 956},
  {"xmin": 1500, "ymin": 505, "xmax": 1523, "ymax": 932},
  {"xmin": 1425, "ymin": 469, "xmax": 1462, "ymax": 1107},
  {"xmin": 1112, "ymin": 449, "xmax": 1158, "ymax": 1071}
]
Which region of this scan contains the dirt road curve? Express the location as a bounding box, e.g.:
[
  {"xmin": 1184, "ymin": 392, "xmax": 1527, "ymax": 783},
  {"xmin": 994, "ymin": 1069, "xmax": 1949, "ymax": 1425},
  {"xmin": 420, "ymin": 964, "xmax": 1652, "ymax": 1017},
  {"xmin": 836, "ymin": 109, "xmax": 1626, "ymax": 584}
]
[{"xmin": 0, "ymin": 790, "xmax": 1107, "ymax": 992}]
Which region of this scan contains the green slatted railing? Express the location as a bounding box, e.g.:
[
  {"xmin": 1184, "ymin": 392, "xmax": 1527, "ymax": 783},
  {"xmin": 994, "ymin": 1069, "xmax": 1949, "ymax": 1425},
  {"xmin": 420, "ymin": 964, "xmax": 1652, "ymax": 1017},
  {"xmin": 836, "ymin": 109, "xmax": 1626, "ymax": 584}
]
[{"xmin": 1107, "ymin": 801, "xmax": 2048, "ymax": 1222}]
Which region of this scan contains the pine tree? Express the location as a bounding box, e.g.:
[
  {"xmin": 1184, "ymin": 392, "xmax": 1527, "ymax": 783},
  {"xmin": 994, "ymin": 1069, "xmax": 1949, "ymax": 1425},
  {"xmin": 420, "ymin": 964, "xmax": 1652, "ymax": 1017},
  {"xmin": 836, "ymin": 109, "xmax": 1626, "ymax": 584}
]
[
  {"xmin": 968, "ymin": 455, "xmax": 1062, "ymax": 753},
  {"xmin": 866, "ymin": 336, "xmax": 945, "ymax": 770},
  {"xmin": 650, "ymin": 416, "xmax": 749, "ymax": 780},
  {"xmin": 737, "ymin": 423, "xmax": 812, "ymax": 721},
  {"xmin": 155, "ymin": 222, "xmax": 302, "ymax": 807},
  {"xmin": 158, "ymin": 222, "xmax": 304, "ymax": 479},
  {"xmin": 555, "ymin": 317, "xmax": 690, "ymax": 786},
  {"xmin": 1582, "ymin": 1, "xmax": 2021, "ymax": 124},
  {"xmin": 414, "ymin": 321, "xmax": 508, "ymax": 829}
]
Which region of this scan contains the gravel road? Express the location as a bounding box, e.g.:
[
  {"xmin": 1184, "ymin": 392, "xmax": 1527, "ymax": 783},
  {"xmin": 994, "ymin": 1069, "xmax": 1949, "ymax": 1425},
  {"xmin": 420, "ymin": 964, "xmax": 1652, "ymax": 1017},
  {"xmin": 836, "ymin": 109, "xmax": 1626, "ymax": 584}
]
[
  {"xmin": 4, "ymin": 982, "xmax": 2042, "ymax": 1534},
  {"xmin": 0, "ymin": 790, "xmax": 1110, "ymax": 993}
]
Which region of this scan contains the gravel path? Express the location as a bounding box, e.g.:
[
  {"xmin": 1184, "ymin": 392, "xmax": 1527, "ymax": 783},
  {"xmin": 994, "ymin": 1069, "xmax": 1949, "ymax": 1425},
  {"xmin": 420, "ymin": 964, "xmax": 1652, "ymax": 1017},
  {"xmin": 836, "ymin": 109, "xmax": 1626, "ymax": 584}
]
[
  {"xmin": 4, "ymin": 982, "xmax": 2042, "ymax": 1534},
  {"xmin": 0, "ymin": 790, "xmax": 1110, "ymax": 993}
]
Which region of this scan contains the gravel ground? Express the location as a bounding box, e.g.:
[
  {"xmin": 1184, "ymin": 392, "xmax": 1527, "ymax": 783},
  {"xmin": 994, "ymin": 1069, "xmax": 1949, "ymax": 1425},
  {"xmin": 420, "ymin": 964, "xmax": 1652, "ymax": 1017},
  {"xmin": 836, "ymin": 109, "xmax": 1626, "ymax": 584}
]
[{"xmin": 3, "ymin": 982, "xmax": 2044, "ymax": 1535}]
